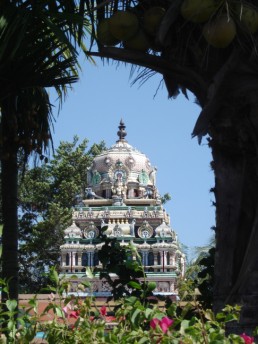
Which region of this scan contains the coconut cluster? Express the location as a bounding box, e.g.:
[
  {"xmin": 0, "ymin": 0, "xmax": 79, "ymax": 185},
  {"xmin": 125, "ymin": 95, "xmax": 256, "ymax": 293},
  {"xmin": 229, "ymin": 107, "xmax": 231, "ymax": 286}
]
[
  {"xmin": 181, "ymin": 0, "xmax": 258, "ymax": 48},
  {"xmin": 97, "ymin": 6, "xmax": 165, "ymax": 52},
  {"xmin": 97, "ymin": 1, "xmax": 258, "ymax": 52}
]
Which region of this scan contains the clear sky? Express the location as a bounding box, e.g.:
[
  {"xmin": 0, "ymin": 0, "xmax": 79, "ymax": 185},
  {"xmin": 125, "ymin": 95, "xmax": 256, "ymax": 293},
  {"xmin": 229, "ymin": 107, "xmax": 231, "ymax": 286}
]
[{"xmin": 51, "ymin": 57, "xmax": 215, "ymax": 257}]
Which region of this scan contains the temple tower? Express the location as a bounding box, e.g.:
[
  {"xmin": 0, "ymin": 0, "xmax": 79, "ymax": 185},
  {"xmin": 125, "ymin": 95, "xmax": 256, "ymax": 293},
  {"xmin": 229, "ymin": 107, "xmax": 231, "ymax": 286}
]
[{"xmin": 60, "ymin": 120, "xmax": 185, "ymax": 297}]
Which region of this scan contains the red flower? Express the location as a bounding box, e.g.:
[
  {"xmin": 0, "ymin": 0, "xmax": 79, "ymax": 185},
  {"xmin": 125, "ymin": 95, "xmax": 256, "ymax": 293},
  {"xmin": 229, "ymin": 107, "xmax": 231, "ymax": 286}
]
[
  {"xmin": 240, "ymin": 333, "xmax": 255, "ymax": 344},
  {"xmin": 100, "ymin": 306, "xmax": 107, "ymax": 316},
  {"xmin": 69, "ymin": 310, "xmax": 80, "ymax": 319},
  {"xmin": 105, "ymin": 316, "xmax": 116, "ymax": 323},
  {"xmin": 150, "ymin": 317, "xmax": 174, "ymax": 333}
]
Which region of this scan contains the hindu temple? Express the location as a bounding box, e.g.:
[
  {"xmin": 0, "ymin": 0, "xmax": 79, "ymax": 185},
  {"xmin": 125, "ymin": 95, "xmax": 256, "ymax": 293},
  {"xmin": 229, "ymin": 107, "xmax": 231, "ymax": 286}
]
[{"xmin": 60, "ymin": 120, "xmax": 185, "ymax": 297}]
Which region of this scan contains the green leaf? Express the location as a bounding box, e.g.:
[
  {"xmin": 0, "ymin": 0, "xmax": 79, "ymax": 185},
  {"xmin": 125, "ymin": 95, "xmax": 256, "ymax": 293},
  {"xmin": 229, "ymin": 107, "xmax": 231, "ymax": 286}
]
[
  {"xmin": 6, "ymin": 300, "xmax": 17, "ymax": 312},
  {"xmin": 7, "ymin": 320, "xmax": 15, "ymax": 331},
  {"xmin": 204, "ymin": 309, "xmax": 215, "ymax": 321},
  {"xmin": 49, "ymin": 268, "xmax": 59, "ymax": 284},
  {"xmin": 144, "ymin": 308, "xmax": 153, "ymax": 318},
  {"xmin": 126, "ymin": 260, "xmax": 140, "ymax": 271},
  {"xmin": 180, "ymin": 320, "xmax": 190, "ymax": 335},
  {"xmin": 166, "ymin": 304, "xmax": 177, "ymax": 318},
  {"xmin": 86, "ymin": 267, "xmax": 94, "ymax": 279},
  {"xmin": 228, "ymin": 334, "xmax": 246, "ymax": 343},
  {"xmin": 131, "ymin": 308, "xmax": 141, "ymax": 325},
  {"xmin": 216, "ymin": 312, "xmax": 226, "ymax": 321},
  {"xmin": 138, "ymin": 337, "xmax": 150, "ymax": 343},
  {"xmin": 81, "ymin": 281, "xmax": 91, "ymax": 288},
  {"xmin": 54, "ymin": 306, "xmax": 64, "ymax": 318},
  {"xmin": 41, "ymin": 286, "xmax": 57, "ymax": 293},
  {"xmin": 128, "ymin": 281, "xmax": 142, "ymax": 290},
  {"xmin": 224, "ymin": 313, "xmax": 239, "ymax": 322},
  {"xmin": 125, "ymin": 296, "xmax": 138, "ymax": 306}
]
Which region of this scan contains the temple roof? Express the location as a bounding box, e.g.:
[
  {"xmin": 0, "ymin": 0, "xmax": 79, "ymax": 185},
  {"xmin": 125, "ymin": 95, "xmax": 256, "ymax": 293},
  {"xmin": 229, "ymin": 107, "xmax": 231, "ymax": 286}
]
[
  {"xmin": 90, "ymin": 120, "xmax": 155, "ymax": 177},
  {"xmin": 85, "ymin": 120, "xmax": 160, "ymax": 208}
]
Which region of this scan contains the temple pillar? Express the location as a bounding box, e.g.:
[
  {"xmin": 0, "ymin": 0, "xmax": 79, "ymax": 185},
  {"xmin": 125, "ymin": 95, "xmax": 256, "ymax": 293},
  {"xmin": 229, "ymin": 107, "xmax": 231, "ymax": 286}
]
[
  {"xmin": 87, "ymin": 252, "xmax": 91, "ymax": 266},
  {"xmin": 87, "ymin": 252, "xmax": 94, "ymax": 266},
  {"xmin": 78, "ymin": 252, "xmax": 82, "ymax": 266},
  {"xmin": 163, "ymin": 251, "xmax": 168, "ymax": 265},
  {"xmin": 142, "ymin": 251, "xmax": 148, "ymax": 266},
  {"xmin": 154, "ymin": 252, "xmax": 158, "ymax": 265},
  {"xmin": 171, "ymin": 255, "xmax": 175, "ymax": 267},
  {"xmin": 72, "ymin": 252, "xmax": 76, "ymax": 266},
  {"xmin": 62, "ymin": 254, "xmax": 66, "ymax": 267},
  {"xmin": 167, "ymin": 252, "xmax": 171, "ymax": 265}
]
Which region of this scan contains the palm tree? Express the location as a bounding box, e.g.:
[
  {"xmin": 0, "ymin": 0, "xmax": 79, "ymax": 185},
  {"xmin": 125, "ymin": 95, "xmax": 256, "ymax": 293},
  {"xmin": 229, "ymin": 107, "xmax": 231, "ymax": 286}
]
[
  {"xmin": 82, "ymin": 0, "xmax": 258, "ymax": 334},
  {"xmin": 0, "ymin": 1, "xmax": 91, "ymax": 306}
]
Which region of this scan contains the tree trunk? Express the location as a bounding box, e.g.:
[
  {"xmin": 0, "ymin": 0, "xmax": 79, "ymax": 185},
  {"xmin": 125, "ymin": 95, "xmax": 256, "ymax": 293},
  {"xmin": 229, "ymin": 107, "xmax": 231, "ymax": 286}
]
[
  {"xmin": 211, "ymin": 102, "xmax": 258, "ymax": 335},
  {"xmin": 1, "ymin": 96, "xmax": 19, "ymax": 304}
]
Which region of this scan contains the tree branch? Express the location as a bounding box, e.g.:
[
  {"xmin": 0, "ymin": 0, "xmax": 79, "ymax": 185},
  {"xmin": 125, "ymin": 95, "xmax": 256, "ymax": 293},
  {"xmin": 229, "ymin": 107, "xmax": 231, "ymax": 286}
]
[{"xmin": 88, "ymin": 47, "xmax": 207, "ymax": 105}]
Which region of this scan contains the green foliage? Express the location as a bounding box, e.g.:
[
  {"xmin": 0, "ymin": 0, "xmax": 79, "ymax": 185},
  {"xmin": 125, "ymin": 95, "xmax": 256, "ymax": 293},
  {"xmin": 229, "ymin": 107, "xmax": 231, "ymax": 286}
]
[
  {"xmin": 97, "ymin": 237, "xmax": 145, "ymax": 302},
  {"xmin": 96, "ymin": 232, "xmax": 158, "ymax": 308},
  {"xmin": 18, "ymin": 137, "xmax": 106, "ymax": 292},
  {"xmin": 197, "ymin": 247, "xmax": 215, "ymax": 309},
  {"xmin": 0, "ymin": 268, "xmax": 253, "ymax": 343},
  {"xmin": 160, "ymin": 193, "xmax": 171, "ymax": 205},
  {"xmin": 177, "ymin": 242, "xmax": 214, "ymax": 308}
]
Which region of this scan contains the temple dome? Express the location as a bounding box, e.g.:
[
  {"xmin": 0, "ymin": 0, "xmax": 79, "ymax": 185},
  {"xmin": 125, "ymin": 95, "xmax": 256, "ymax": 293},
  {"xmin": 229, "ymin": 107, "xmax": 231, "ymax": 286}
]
[
  {"xmin": 155, "ymin": 220, "xmax": 174, "ymax": 238},
  {"xmin": 92, "ymin": 140, "xmax": 152, "ymax": 175},
  {"xmin": 86, "ymin": 120, "xmax": 158, "ymax": 200},
  {"xmin": 64, "ymin": 221, "xmax": 82, "ymax": 238}
]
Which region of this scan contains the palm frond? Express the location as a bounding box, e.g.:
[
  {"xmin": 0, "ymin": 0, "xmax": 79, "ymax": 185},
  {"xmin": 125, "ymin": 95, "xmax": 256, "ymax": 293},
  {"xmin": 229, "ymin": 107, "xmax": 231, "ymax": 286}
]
[{"xmin": 0, "ymin": 5, "xmax": 80, "ymax": 100}]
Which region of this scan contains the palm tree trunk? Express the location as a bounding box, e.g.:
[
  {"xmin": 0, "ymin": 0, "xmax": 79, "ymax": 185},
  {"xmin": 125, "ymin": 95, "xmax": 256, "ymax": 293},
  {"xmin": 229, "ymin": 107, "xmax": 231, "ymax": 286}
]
[
  {"xmin": 211, "ymin": 103, "xmax": 258, "ymax": 335},
  {"xmin": 1, "ymin": 96, "xmax": 19, "ymax": 304}
]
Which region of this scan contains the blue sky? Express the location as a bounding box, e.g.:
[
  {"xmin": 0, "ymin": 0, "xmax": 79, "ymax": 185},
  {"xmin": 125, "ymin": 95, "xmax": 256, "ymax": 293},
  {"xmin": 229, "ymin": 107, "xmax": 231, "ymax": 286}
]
[{"xmin": 51, "ymin": 58, "xmax": 215, "ymax": 256}]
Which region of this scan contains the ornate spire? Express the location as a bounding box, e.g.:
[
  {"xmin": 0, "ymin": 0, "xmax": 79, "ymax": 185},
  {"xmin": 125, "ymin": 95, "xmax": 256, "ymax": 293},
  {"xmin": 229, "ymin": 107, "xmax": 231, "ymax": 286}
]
[{"xmin": 117, "ymin": 119, "xmax": 127, "ymax": 142}]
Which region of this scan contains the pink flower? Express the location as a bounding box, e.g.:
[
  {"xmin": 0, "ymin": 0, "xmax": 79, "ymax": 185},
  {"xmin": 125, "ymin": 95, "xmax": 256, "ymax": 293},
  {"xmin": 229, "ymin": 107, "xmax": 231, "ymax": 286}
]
[
  {"xmin": 62, "ymin": 306, "xmax": 68, "ymax": 315},
  {"xmin": 100, "ymin": 306, "xmax": 107, "ymax": 316},
  {"xmin": 150, "ymin": 318, "xmax": 160, "ymax": 330},
  {"xmin": 48, "ymin": 293, "xmax": 55, "ymax": 301},
  {"xmin": 150, "ymin": 317, "xmax": 174, "ymax": 333},
  {"xmin": 240, "ymin": 333, "xmax": 255, "ymax": 344},
  {"xmin": 159, "ymin": 317, "xmax": 174, "ymax": 333},
  {"xmin": 105, "ymin": 316, "xmax": 116, "ymax": 323},
  {"xmin": 62, "ymin": 302, "xmax": 72, "ymax": 317}
]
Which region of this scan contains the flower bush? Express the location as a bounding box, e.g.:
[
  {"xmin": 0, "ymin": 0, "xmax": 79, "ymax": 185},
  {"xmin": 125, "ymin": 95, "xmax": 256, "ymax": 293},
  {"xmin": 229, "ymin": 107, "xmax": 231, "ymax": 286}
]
[{"xmin": 0, "ymin": 269, "xmax": 255, "ymax": 344}]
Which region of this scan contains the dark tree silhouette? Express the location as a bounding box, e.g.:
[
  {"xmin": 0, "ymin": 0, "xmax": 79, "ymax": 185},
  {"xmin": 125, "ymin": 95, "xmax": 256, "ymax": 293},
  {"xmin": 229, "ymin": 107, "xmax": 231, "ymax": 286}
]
[
  {"xmin": 82, "ymin": 0, "xmax": 258, "ymax": 334},
  {"xmin": 0, "ymin": 1, "xmax": 90, "ymax": 310}
]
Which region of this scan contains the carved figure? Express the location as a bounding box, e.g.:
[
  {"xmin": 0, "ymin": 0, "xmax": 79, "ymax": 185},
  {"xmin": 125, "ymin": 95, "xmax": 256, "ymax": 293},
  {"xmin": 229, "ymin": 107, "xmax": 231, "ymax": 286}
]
[
  {"xmin": 139, "ymin": 169, "xmax": 149, "ymax": 185},
  {"xmin": 149, "ymin": 167, "xmax": 157, "ymax": 186},
  {"xmin": 130, "ymin": 219, "xmax": 136, "ymax": 236}
]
